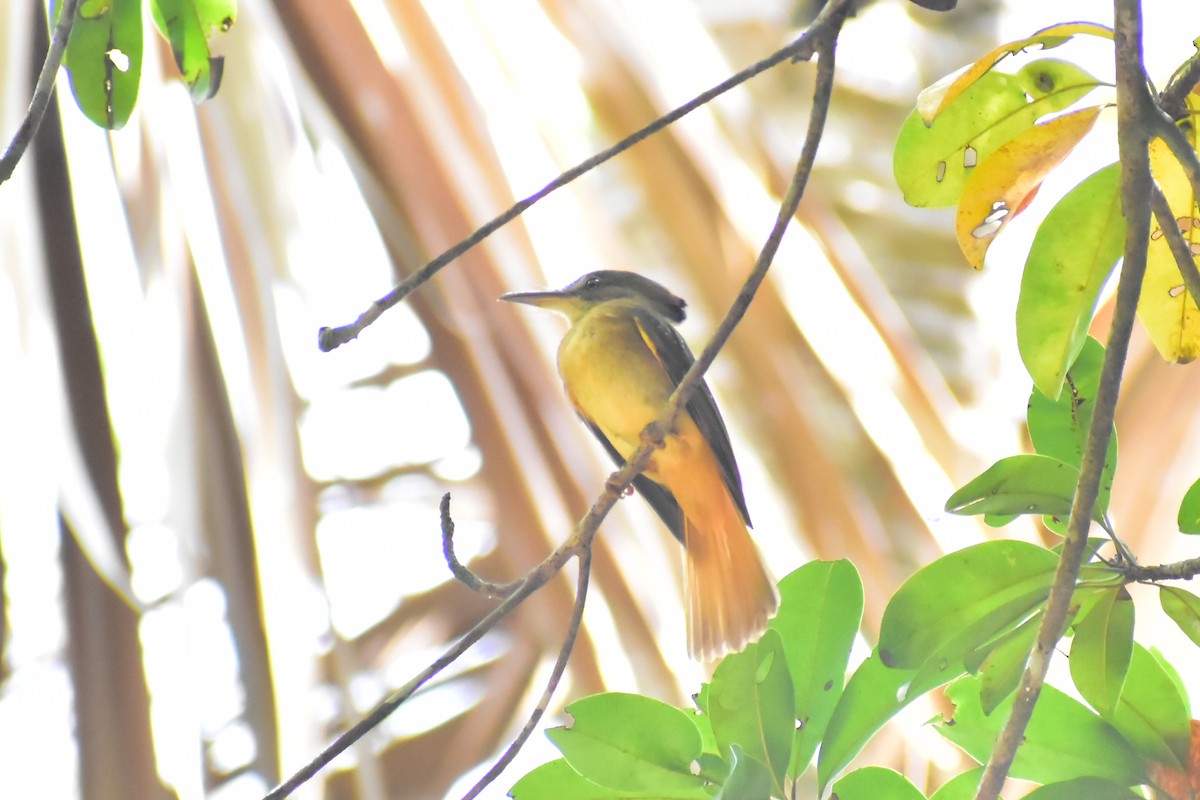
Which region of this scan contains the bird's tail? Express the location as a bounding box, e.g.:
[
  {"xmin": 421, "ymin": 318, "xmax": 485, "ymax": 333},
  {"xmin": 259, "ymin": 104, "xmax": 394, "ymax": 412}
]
[{"xmin": 683, "ymin": 496, "xmax": 778, "ymax": 661}]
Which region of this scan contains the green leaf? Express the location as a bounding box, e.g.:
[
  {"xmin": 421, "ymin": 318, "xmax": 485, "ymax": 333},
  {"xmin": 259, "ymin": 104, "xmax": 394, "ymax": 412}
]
[
  {"xmin": 1021, "ymin": 776, "xmax": 1142, "ymax": 800},
  {"xmin": 1148, "ymin": 647, "xmax": 1192, "ymax": 719},
  {"xmin": 1069, "ymin": 587, "xmax": 1134, "ymax": 717},
  {"xmin": 714, "ymin": 746, "xmax": 773, "ymax": 800},
  {"xmin": 149, "ymin": 0, "xmax": 236, "ymax": 101},
  {"xmin": 818, "ymin": 651, "xmax": 955, "ymax": 790},
  {"xmin": 945, "ymin": 454, "xmax": 1103, "ymax": 522},
  {"xmin": 709, "ymin": 630, "xmax": 793, "ymax": 796},
  {"xmin": 974, "ymin": 610, "xmax": 1040, "ymax": 714},
  {"xmin": 509, "ymin": 759, "xmax": 681, "ymax": 800},
  {"xmin": 918, "ymin": 24, "xmax": 1112, "ymax": 123},
  {"xmin": 60, "ymin": 0, "xmax": 143, "ymax": 128},
  {"xmin": 1017, "ymin": 165, "xmax": 1123, "ymax": 398},
  {"xmin": 1107, "ymin": 645, "xmax": 1192, "ymax": 769},
  {"xmin": 1026, "ymin": 337, "xmax": 1117, "ymax": 523},
  {"xmin": 1155, "ymin": 586, "xmax": 1200, "ymax": 659},
  {"xmin": 768, "ymin": 560, "xmax": 862, "ymax": 779},
  {"xmin": 928, "ymin": 767, "xmax": 985, "ymax": 800},
  {"xmin": 1177, "ymin": 477, "xmax": 1200, "ymax": 533},
  {"xmin": 895, "ymin": 65, "xmax": 1100, "ymax": 208},
  {"xmin": 937, "ymin": 676, "xmax": 1145, "ymax": 786},
  {"xmin": 831, "ymin": 766, "xmax": 925, "ymax": 800},
  {"xmin": 879, "ymin": 540, "xmax": 1056, "ymax": 669},
  {"xmin": 547, "ymin": 693, "xmax": 708, "ymax": 797}
]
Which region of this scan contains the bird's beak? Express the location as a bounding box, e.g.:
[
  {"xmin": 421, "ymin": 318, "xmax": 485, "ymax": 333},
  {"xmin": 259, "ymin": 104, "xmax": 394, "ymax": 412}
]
[
  {"xmin": 498, "ymin": 288, "xmax": 565, "ymax": 307},
  {"xmin": 499, "ymin": 288, "xmax": 583, "ymax": 320}
]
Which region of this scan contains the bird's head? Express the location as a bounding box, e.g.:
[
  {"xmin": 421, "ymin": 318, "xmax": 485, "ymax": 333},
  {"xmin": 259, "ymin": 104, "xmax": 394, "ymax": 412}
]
[{"xmin": 500, "ymin": 270, "xmax": 687, "ymax": 324}]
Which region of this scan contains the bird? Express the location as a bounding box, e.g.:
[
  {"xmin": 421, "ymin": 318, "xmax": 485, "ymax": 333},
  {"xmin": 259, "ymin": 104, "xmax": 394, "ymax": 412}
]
[{"xmin": 501, "ymin": 270, "xmax": 778, "ymax": 660}]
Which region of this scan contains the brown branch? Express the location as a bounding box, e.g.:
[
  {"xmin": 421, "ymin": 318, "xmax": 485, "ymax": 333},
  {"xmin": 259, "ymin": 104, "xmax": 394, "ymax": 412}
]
[
  {"xmin": 441, "ymin": 492, "xmax": 523, "ymax": 598},
  {"xmin": 0, "ymin": 0, "xmax": 82, "ymax": 185},
  {"xmin": 1125, "ymin": 556, "xmax": 1200, "ymax": 583},
  {"xmin": 1149, "ymin": 107, "xmax": 1200, "ymax": 205},
  {"xmin": 315, "ymin": 0, "xmax": 854, "ymax": 353},
  {"xmin": 461, "ymin": 548, "xmax": 593, "ymax": 800},
  {"xmin": 973, "ymin": 1, "xmax": 1155, "ymax": 797},
  {"xmin": 1159, "ymin": 44, "xmax": 1200, "ymax": 120}
]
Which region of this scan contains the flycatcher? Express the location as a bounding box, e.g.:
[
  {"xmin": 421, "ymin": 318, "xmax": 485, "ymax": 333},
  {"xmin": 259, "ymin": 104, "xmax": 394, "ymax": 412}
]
[{"xmin": 501, "ymin": 270, "xmax": 777, "ymax": 660}]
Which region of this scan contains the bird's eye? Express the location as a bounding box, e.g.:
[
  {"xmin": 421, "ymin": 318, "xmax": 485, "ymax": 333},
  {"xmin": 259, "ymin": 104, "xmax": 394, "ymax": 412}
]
[{"xmin": 584, "ymin": 275, "xmax": 602, "ymax": 289}]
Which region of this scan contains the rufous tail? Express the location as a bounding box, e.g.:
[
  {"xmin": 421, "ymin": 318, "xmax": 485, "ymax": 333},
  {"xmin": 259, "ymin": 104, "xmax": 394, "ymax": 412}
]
[{"xmin": 683, "ymin": 496, "xmax": 778, "ymax": 661}]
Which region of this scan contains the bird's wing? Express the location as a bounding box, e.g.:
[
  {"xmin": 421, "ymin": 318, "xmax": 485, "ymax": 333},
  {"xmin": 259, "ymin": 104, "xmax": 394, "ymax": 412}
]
[
  {"xmin": 630, "ymin": 307, "xmax": 752, "ymax": 527},
  {"xmin": 581, "ymin": 417, "xmax": 687, "ymax": 544}
]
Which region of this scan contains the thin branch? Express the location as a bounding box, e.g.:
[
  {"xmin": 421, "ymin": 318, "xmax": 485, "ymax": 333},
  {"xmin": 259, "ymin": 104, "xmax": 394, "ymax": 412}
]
[
  {"xmin": 1149, "ymin": 107, "xmax": 1200, "ymax": 205},
  {"xmin": 1127, "ymin": 556, "xmax": 1200, "ymax": 582},
  {"xmin": 461, "ymin": 548, "xmax": 593, "ymax": 800},
  {"xmin": 1149, "ymin": 182, "xmax": 1200, "ymax": 310},
  {"xmin": 316, "ymin": 0, "xmax": 855, "ymax": 353},
  {"xmin": 263, "ymin": 538, "xmax": 572, "ymax": 799},
  {"xmin": 1159, "ymin": 44, "xmax": 1200, "ymax": 120},
  {"xmin": 974, "ymin": 2, "xmax": 1155, "ymax": 798},
  {"xmin": 441, "ymin": 492, "xmax": 522, "ymax": 598},
  {"xmin": 0, "ymin": 0, "xmax": 82, "ymax": 185},
  {"xmin": 640, "ymin": 10, "xmax": 843, "ymax": 453}
]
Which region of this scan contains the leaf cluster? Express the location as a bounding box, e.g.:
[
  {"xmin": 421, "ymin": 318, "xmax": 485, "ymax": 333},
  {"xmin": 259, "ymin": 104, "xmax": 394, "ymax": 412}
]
[
  {"xmin": 511, "ymin": 547, "xmax": 1197, "ymax": 799},
  {"xmin": 57, "ymin": 0, "xmax": 234, "ymax": 128}
]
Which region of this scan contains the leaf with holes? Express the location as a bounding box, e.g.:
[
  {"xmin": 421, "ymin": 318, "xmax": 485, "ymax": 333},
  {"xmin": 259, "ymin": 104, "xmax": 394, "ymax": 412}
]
[
  {"xmin": 956, "ymin": 105, "xmax": 1101, "ymax": 269},
  {"xmin": 1142, "ymin": 114, "xmax": 1200, "ymax": 363},
  {"xmin": 818, "ymin": 652, "xmax": 922, "ymax": 791},
  {"xmin": 60, "ymin": 0, "xmax": 143, "ymax": 128},
  {"xmin": 768, "ymin": 560, "xmax": 862, "ymax": 779},
  {"xmin": 546, "ymin": 693, "xmax": 709, "ymax": 797},
  {"xmin": 150, "ymin": 0, "xmax": 236, "ymax": 101},
  {"xmin": 708, "ymin": 630, "xmax": 793, "ymax": 796},
  {"xmin": 918, "ymin": 22, "xmax": 1113, "ymax": 123},
  {"xmin": 894, "ymin": 60, "xmax": 1099, "ymax": 209}
]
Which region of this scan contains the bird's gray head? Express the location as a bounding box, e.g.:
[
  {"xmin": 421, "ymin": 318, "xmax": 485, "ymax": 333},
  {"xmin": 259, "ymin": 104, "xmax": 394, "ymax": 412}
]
[{"xmin": 501, "ymin": 270, "xmax": 687, "ymax": 323}]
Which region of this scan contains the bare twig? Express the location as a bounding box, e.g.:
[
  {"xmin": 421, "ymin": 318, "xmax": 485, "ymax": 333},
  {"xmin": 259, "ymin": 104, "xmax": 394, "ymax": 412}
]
[
  {"xmin": 1159, "ymin": 44, "xmax": 1200, "ymax": 120},
  {"xmin": 973, "ymin": 2, "xmax": 1155, "ymax": 798},
  {"xmin": 461, "ymin": 548, "xmax": 593, "ymax": 800},
  {"xmin": 315, "ymin": 0, "xmax": 854, "ymax": 353},
  {"xmin": 1127, "ymin": 556, "xmax": 1200, "ymax": 582},
  {"xmin": 441, "ymin": 493, "xmax": 522, "ymax": 597},
  {"xmin": 641, "ymin": 9, "xmax": 843, "ymax": 450},
  {"xmin": 0, "ymin": 0, "xmax": 82, "ymax": 185},
  {"xmin": 263, "ymin": 535, "xmax": 575, "ymax": 799},
  {"xmin": 1149, "ymin": 107, "xmax": 1200, "ymax": 205}
]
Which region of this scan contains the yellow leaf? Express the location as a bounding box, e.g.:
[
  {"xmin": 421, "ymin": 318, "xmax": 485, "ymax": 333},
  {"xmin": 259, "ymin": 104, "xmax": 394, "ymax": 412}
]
[
  {"xmin": 1142, "ymin": 135, "xmax": 1200, "ymax": 363},
  {"xmin": 919, "ymin": 22, "xmax": 1114, "ymax": 125},
  {"xmin": 956, "ymin": 106, "xmax": 1102, "ymax": 269}
]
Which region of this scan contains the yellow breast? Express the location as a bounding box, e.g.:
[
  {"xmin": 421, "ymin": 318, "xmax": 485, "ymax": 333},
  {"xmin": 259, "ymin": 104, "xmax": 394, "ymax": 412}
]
[{"xmin": 557, "ymin": 301, "xmax": 675, "ymax": 459}]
